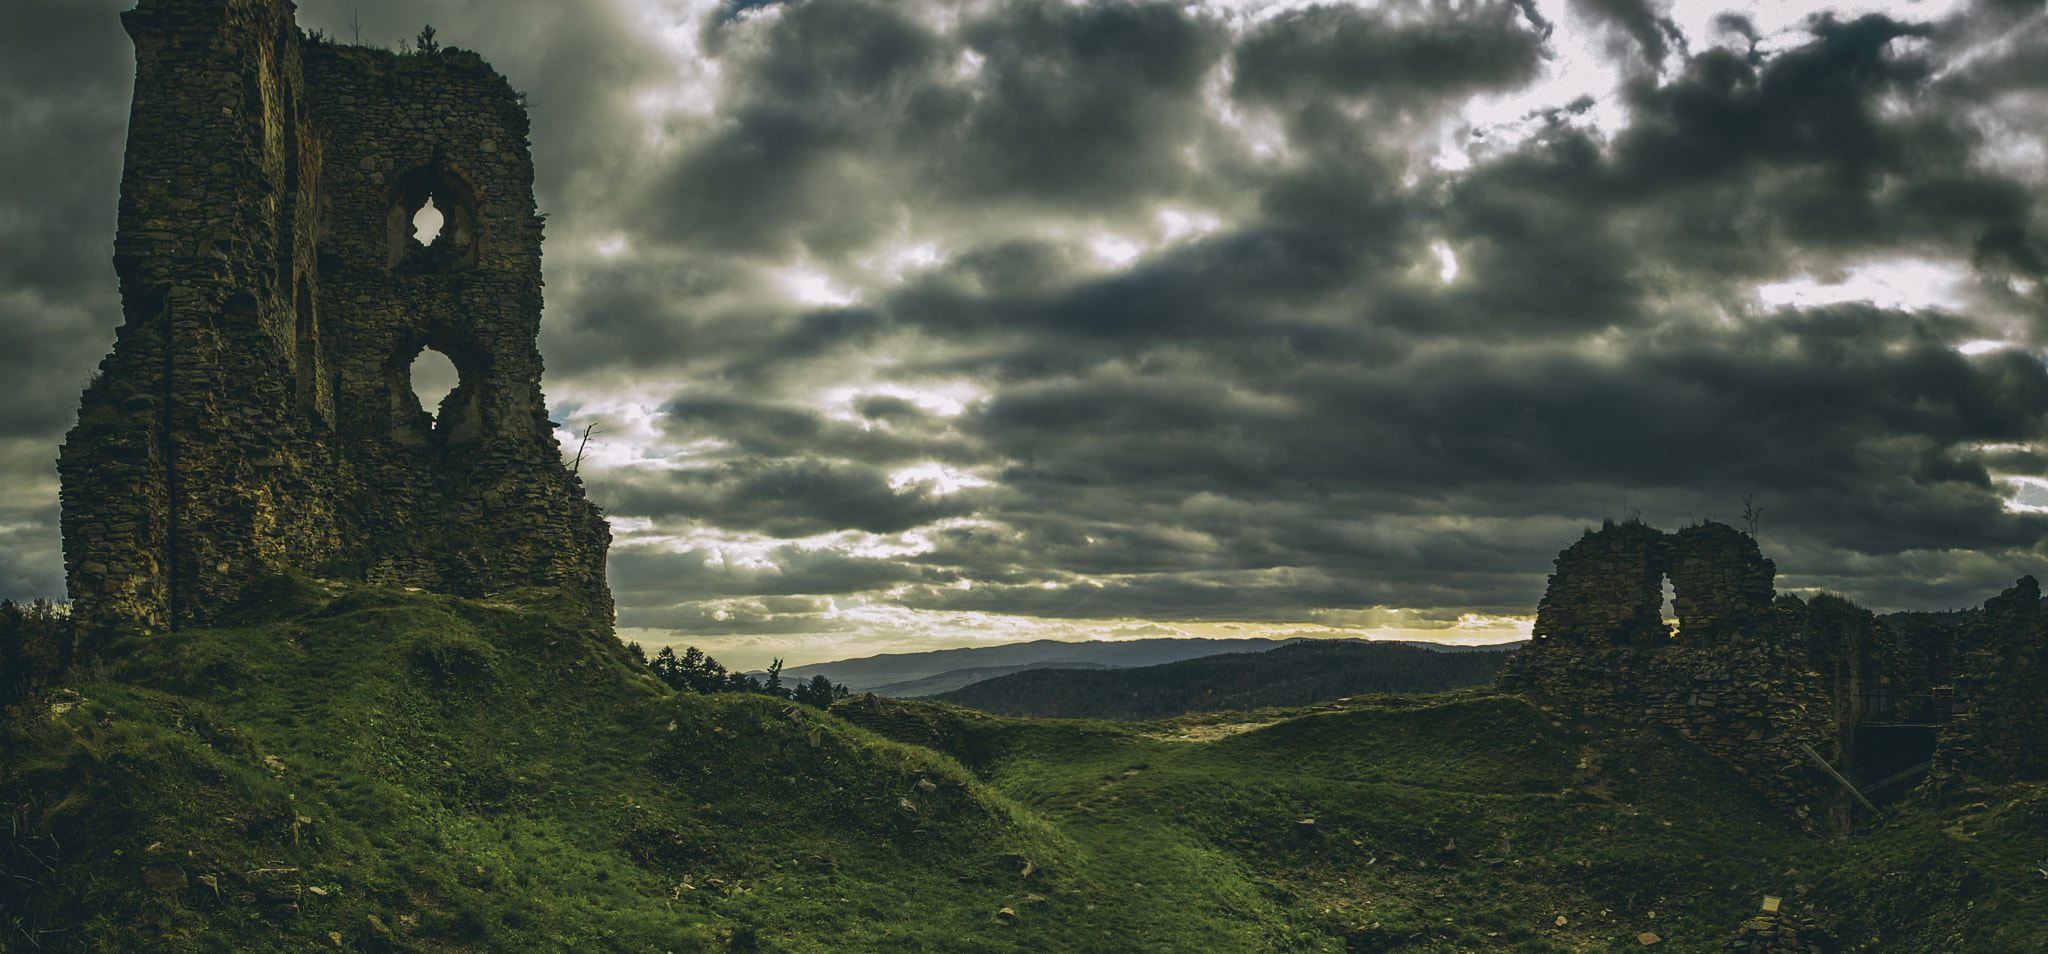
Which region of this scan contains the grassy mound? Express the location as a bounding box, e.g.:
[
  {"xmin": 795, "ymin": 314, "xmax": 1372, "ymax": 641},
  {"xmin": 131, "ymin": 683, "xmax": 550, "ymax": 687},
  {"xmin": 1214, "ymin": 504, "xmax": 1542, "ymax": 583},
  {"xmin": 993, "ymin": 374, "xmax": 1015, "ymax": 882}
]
[{"xmin": 0, "ymin": 580, "xmax": 1069, "ymax": 953}]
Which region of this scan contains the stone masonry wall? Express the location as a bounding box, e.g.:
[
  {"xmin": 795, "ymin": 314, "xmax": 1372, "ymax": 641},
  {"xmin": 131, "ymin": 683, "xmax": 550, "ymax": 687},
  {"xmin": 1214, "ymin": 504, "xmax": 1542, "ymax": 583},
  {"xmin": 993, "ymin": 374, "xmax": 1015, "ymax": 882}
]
[
  {"xmin": 1508, "ymin": 519, "xmax": 2048, "ymax": 819},
  {"xmin": 1530, "ymin": 519, "xmax": 1668, "ymax": 646},
  {"xmin": 1529, "ymin": 519, "xmax": 1776, "ymax": 648},
  {"xmin": 1498, "ymin": 639, "xmax": 1837, "ymax": 818},
  {"xmin": 60, "ymin": 0, "xmax": 611, "ymax": 634},
  {"xmin": 1508, "ymin": 521, "xmax": 1831, "ymax": 818},
  {"xmin": 1668, "ymin": 522, "xmax": 1776, "ymax": 644},
  {"xmin": 1932, "ymin": 576, "xmax": 2047, "ymax": 783}
]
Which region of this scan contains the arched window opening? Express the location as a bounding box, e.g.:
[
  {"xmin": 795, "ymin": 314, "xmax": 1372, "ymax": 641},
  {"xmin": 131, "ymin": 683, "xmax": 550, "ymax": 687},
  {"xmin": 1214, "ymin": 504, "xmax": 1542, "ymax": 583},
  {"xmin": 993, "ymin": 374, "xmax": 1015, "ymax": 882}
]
[
  {"xmin": 413, "ymin": 196, "xmax": 446, "ymax": 246},
  {"xmin": 1662, "ymin": 575, "xmax": 1679, "ymax": 637},
  {"xmin": 410, "ymin": 348, "xmax": 460, "ymax": 420}
]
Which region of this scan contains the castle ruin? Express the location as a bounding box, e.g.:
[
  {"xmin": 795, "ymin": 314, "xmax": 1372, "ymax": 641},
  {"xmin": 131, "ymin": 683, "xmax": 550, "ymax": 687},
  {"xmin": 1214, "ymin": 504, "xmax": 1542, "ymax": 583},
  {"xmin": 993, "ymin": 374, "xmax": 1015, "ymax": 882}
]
[
  {"xmin": 1500, "ymin": 519, "xmax": 2048, "ymax": 823},
  {"xmin": 60, "ymin": 0, "xmax": 612, "ymax": 633}
]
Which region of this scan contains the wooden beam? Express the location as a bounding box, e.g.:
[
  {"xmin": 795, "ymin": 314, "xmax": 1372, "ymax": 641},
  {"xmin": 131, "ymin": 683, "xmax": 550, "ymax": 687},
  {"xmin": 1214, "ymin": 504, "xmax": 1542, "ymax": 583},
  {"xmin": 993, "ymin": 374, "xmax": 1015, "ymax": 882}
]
[
  {"xmin": 1799, "ymin": 743, "xmax": 1883, "ymax": 816},
  {"xmin": 1857, "ymin": 761, "xmax": 1931, "ymax": 798}
]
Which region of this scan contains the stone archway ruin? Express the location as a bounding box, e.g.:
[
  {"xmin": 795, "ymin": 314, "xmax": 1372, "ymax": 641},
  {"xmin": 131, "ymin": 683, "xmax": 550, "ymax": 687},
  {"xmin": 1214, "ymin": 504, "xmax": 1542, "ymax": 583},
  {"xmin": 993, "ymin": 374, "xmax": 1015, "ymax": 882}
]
[
  {"xmin": 1504, "ymin": 518, "xmax": 2048, "ymax": 824},
  {"xmin": 1531, "ymin": 519, "xmax": 1776, "ymax": 646}
]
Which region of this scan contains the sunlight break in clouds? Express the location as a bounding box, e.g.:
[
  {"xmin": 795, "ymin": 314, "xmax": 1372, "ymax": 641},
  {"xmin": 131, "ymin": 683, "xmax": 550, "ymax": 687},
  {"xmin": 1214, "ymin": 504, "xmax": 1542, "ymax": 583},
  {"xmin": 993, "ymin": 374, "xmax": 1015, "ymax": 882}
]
[{"xmin": 1753, "ymin": 259, "xmax": 1973, "ymax": 312}]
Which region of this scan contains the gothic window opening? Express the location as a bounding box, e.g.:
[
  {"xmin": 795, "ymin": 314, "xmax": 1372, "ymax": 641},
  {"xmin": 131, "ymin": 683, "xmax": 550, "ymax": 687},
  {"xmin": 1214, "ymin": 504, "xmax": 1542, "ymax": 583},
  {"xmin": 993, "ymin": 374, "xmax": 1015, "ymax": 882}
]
[
  {"xmin": 410, "ymin": 348, "xmax": 460, "ymax": 422},
  {"xmin": 390, "ymin": 337, "xmax": 486, "ymax": 447},
  {"xmin": 387, "ymin": 162, "xmax": 479, "ymax": 271}
]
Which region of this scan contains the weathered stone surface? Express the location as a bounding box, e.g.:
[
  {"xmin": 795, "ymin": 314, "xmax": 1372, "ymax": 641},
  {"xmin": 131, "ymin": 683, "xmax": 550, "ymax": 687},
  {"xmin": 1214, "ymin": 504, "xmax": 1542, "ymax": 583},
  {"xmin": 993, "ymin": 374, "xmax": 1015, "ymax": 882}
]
[
  {"xmin": 61, "ymin": 0, "xmax": 611, "ymax": 634},
  {"xmin": 1504, "ymin": 520, "xmax": 2046, "ymax": 820},
  {"xmin": 1530, "ymin": 519, "xmax": 1773, "ymax": 648}
]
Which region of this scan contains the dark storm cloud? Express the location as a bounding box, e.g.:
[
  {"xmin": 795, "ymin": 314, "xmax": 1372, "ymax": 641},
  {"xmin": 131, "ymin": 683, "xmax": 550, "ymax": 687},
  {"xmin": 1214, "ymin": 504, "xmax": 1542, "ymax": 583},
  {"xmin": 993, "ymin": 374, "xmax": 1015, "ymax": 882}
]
[
  {"xmin": 583, "ymin": 1, "xmax": 2048, "ymax": 632},
  {"xmin": 1231, "ymin": 1, "xmax": 1544, "ymax": 109},
  {"xmin": 600, "ymin": 456, "xmax": 989, "ymax": 536},
  {"xmin": 948, "ymin": 0, "xmax": 1228, "ymax": 205},
  {"xmin": 0, "ymin": 0, "xmax": 132, "ymax": 602},
  {"xmin": 637, "ymin": 0, "xmax": 1232, "ymax": 256},
  {"xmin": 650, "ymin": 393, "xmax": 994, "ymax": 466}
]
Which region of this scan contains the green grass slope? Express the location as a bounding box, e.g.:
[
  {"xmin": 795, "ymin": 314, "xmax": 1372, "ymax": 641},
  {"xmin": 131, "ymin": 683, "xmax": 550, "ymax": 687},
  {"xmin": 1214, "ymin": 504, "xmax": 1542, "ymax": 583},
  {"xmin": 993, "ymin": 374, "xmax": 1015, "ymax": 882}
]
[
  {"xmin": 4, "ymin": 582, "xmax": 2044, "ymax": 953},
  {"xmin": 868, "ymin": 692, "xmax": 2048, "ymax": 953},
  {"xmin": 1, "ymin": 580, "xmax": 1079, "ymax": 953}
]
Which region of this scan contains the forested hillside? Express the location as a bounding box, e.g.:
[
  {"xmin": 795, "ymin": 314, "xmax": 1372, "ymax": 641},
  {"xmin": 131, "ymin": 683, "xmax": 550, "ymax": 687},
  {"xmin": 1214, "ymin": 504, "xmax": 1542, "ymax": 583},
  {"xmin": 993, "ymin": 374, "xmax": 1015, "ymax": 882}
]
[{"xmin": 930, "ymin": 639, "xmax": 1516, "ymax": 720}]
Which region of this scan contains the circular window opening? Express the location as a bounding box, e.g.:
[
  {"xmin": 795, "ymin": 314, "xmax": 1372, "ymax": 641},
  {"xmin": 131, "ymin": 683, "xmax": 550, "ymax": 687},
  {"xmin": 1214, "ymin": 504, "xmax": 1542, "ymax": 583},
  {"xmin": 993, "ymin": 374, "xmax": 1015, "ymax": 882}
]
[{"xmin": 410, "ymin": 348, "xmax": 460, "ymax": 420}]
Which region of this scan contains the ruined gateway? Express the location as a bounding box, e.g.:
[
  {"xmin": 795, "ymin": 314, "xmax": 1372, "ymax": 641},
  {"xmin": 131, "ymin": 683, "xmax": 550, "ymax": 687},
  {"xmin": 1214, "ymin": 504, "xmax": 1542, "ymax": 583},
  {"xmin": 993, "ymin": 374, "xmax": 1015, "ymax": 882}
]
[
  {"xmin": 1499, "ymin": 519, "xmax": 2048, "ymax": 823},
  {"xmin": 60, "ymin": 0, "xmax": 612, "ymax": 634}
]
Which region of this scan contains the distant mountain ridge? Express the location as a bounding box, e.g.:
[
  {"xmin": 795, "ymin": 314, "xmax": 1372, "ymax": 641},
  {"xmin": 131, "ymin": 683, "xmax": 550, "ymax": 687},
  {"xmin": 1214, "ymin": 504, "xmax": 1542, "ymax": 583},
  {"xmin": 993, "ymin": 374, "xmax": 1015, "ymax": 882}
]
[
  {"xmin": 779, "ymin": 637, "xmax": 1303, "ymax": 693},
  {"xmin": 779, "ymin": 636, "xmax": 1523, "ymax": 696},
  {"xmin": 928, "ymin": 639, "xmax": 1520, "ymax": 720},
  {"xmin": 863, "ymin": 662, "xmax": 1115, "ymax": 698}
]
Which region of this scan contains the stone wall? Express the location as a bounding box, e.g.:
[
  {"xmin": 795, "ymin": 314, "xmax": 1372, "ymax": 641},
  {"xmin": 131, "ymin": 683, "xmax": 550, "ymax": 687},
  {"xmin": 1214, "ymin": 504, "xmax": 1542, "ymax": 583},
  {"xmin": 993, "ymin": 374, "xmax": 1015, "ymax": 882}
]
[
  {"xmin": 1667, "ymin": 522, "xmax": 1776, "ymax": 643},
  {"xmin": 1506, "ymin": 519, "xmax": 2048, "ymax": 819},
  {"xmin": 1507, "ymin": 521, "xmax": 1832, "ymax": 815},
  {"xmin": 1530, "ymin": 519, "xmax": 1668, "ymax": 645},
  {"xmin": 1931, "ymin": 576, "xmax": 2047, "ymax": 783},
  {"xmin": 1498, "ymin": 633, "xmax": 1838, "ymax": 818},
  {"xmin": 1529, "ymin": 519, "xmax": 1776, "ymax": 648},
  {"xmin": 60, "ymin": 0, "xmax": 611, "ymax": 634}
]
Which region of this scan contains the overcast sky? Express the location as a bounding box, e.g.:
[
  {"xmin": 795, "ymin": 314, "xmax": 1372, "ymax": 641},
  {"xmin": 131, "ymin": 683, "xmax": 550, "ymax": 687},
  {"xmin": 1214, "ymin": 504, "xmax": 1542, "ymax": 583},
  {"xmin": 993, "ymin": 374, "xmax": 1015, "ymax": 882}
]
[{"xmin": 5, "ymin": 0, "xmax": 2048, "ymax": 668}]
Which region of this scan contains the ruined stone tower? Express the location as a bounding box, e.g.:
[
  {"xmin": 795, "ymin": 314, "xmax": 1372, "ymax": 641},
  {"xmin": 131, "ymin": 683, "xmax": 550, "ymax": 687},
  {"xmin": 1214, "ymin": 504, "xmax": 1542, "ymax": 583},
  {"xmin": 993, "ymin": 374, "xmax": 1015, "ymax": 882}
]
[
  {"xmin": 59, "ymin": 0, "xmax": 612, "ymax": 633},
  {"xmin": 1503, "ymin": 519, "xmax": 2048, "ymax": 824}
]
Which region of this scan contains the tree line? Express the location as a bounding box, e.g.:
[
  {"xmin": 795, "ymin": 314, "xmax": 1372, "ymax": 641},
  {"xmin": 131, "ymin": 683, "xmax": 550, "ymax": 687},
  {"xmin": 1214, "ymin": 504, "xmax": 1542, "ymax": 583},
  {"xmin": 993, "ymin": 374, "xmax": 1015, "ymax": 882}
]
[{"xmin": 630, "ymin": 643, "xmax": 849, "ymax": 710}]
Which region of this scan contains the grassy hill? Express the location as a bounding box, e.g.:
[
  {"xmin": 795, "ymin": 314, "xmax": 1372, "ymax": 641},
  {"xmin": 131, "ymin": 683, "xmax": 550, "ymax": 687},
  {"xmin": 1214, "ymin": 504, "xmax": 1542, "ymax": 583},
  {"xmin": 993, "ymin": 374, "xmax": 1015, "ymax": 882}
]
[
  {"xmin": 927, "ymin": 639, "xmax": 1515, "ymax": 719},
  {"xmin": 3, "ymin": 580, "xmax": 2044, "ymax": 952}
]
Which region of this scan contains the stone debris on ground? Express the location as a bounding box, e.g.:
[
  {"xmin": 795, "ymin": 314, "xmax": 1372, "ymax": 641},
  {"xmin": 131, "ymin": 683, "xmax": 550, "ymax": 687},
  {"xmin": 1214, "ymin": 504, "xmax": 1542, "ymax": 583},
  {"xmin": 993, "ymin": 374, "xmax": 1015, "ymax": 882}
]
[{"xmin": 1723, "ymin": 913, "xmax": 1835, "ymax": 953}]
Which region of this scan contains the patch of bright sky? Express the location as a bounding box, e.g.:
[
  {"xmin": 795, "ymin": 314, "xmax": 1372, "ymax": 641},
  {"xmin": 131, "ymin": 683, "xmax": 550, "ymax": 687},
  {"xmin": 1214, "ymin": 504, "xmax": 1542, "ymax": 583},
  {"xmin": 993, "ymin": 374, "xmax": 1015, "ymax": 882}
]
[
  {"xmin": 1753, "ymin": 258, "xmax": 1972, "ymax": 312},
  {"xmin": 1435, "ymin": 0, "xmax": 1635, "ymax": 171},
  {"xmin": 956, "ymin": 48, "xmax": 985, "ymax": 80},
  {"xmin": 1203, "ymin": 61, "xmax": 1291, "ymax": 162},
  {"xmin": 775, "ymin": 264, "xmax": 860, "ymax": 307},
  {"xmin": 1669, "ymin": 0, "xmax": 1973, "ymax": 52},
  {"xmin": 625, "ymin": 603, "xmax": 1527, "ymax": 669},
  {"xmin": 549, "ymin": 386, "xmax": 722, "ymax": 472},
  {"xmin": 616, "ymin": 520, "xmax": 997, "ymax": 574},
  {"xmin": 860, "ymin": 241, "xmax": 944, "ymax": 283},
  {"xmin": 1157, "ymin": 208, "xmax": 1224, "ymax": 244},
  {"xmin": 624, "ymin": 0, "xmax": 725, "ymax": 146},
  {"xmin": 1088, "ymin": 232, "xmax": 1144, "ymax": 268},
  {"xmin": 1996, "ymin": 475, "xmax": 2048, "ymax": 514},
  {"xmin": 1191, "ymin": 0, "xmax": 1983, "ymax": 176},
  {"xmin": 888, "ymin": 462, "xmax": 993, "ymax": 496},
  {"xmin": 1972, "ymin": 108, "xmax": 2048, "ymax": 185},
  {"xmin": 1959, "ymin": 340, "xmax": 2012, "ymax": 356},
  {"xmin": 1430, "ymin": 241, "xmax": 1459, "ymax": 283}
]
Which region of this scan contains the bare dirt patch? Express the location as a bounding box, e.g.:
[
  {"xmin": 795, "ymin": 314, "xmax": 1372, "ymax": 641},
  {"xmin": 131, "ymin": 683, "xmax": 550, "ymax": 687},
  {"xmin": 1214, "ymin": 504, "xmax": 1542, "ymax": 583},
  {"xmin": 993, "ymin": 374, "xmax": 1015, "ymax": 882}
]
[{"xmin": 1141, "ymin": 721, "xmax": 1276, "ymax": 742}]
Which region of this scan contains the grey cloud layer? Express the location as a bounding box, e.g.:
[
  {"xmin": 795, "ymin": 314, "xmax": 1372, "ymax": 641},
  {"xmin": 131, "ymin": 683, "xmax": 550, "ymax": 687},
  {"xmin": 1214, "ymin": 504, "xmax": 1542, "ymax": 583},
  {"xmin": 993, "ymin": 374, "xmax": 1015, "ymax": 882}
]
[{"xmin": 6, "ymin": 0, "xmax": 2048, "ymax": 644}]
